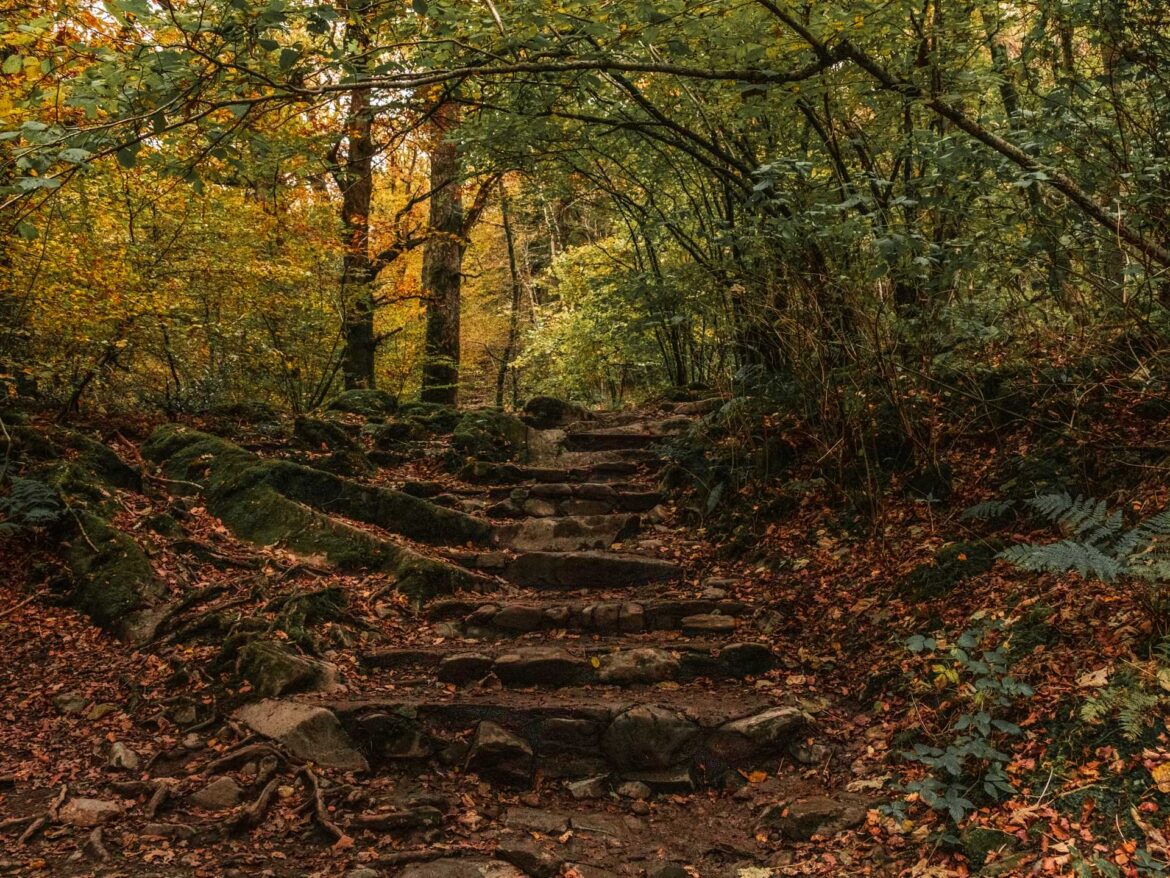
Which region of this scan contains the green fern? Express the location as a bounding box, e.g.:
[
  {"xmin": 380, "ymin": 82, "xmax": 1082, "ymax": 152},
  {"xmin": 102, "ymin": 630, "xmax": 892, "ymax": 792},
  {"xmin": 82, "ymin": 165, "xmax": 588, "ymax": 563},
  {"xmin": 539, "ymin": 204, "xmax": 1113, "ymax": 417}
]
[{"xmin": 0, "ymin": 477, "xmax": 63, "ymax": 535}]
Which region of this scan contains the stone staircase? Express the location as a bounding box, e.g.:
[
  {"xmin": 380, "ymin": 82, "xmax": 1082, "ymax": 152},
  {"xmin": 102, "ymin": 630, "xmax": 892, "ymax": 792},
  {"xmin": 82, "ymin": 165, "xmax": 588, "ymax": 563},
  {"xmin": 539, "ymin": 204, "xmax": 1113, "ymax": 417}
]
[{"xmin": 228, "ymin": 408, "xmax": 857, "ymax": 877}]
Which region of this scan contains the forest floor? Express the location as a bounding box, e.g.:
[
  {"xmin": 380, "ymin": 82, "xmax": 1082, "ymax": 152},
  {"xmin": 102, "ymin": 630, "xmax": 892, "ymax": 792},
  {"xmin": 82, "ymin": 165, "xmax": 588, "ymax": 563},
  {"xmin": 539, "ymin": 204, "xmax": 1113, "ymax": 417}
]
[{"xmin": 0, "ymin": 394, "xmax": 1167, "ymax": 878}]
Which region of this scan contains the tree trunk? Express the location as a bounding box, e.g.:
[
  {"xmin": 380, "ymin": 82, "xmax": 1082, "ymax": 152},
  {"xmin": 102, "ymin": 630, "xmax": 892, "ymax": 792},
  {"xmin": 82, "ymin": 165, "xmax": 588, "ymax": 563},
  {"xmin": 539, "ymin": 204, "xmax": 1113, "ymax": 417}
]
[
  {"xmin": 420, "ymin": 103, "xmax": 465, "ymax": 405},
  {"xmin": 495, "ymin": 183, "xmax": 522, "ymax": 409}
]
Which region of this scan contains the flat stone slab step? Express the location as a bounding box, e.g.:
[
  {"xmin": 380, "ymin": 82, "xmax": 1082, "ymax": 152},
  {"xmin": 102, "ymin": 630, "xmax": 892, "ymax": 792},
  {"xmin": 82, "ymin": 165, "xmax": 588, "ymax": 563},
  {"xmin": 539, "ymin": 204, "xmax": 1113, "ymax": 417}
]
[
  {"xmin": 561, "ymin": 431, "xmax": 666, "ymax": 452},
  {"xmin": 426, "ymin": 596, "xmax": 747, "ymax": 636},
  {"xmin": 485, "ymin": 484, "xmax": 663, "ymax": 519},
  {"xmin": 460, "ymin": 461, "xmax": 643, "ymax": 485},
  {"xmin": 447, "ymin": 551, "xmax": 682, "ymax": 589},
  {"xmin": 319, "ymin": 691, "xmax": 812, "ymax": 786},
  {"xmin": 361, "ymin": 642, "xmax": 775, "ymax": 685},
  {"xmin": 495, "ymin": 514, "xmax": 641, "ymax": 552}
]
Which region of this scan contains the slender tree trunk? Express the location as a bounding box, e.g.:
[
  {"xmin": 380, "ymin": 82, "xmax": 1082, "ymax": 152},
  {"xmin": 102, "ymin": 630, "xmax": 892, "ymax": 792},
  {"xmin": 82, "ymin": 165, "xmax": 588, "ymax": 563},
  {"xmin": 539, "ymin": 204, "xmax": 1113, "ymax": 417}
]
[
  {"xmin": 337, "ymin": 7, "xmax": 377, "ymax": 389},
  {"xmin": 495, "ymin": 183, "xmax": 522, "ymax": 409},
  {"xmin": 420, "ymin": 102, "xmax": 464, "ymax": 405}
]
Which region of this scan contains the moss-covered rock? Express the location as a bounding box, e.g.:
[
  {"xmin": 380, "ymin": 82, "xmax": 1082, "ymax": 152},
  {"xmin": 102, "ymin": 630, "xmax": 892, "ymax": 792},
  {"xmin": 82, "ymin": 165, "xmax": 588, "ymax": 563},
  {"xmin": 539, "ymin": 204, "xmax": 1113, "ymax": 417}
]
[
  {"xmin": 143, "ymin": 425, "xmax": 487, "ymax": 600},
  {"xmin": 293, "ymin": 416, "xmax": 361, "ymax": 453},
  {"xmin": 451, "ymin": 409, "xmax": 529, "ymax": 463},
  {"xmin": 398, "ymin": 402, "xmax": 461, "ymax": 434},
  {"xmin": 325, "ymin": 389, "xmax": 398, "ymax": 418},
  {"xmin": 236, "ymin": 639, "xmax": 335, "ymax": 698},
  {"xmin": 521, "ymin": 396, "xmax": 587, "ymax": 429},
  {"xmin": 64, "ymin": 511, "xmax": 165, "ymax": 638},
  {"xmin": 362, "ymin": 420, "xmax": 426, "ymax": 450}
]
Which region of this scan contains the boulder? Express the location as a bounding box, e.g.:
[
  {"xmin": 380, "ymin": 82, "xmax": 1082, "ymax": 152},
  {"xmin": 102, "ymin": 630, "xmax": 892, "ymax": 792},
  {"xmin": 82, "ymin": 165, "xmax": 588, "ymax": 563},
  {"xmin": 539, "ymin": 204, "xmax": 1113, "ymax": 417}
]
[
  {"xmin": 597, "ymin": 648, "xmax": 680, "ymax": 685},
  {"xmin": 107, "ymin": 742, "xmax": 140, "ymax": 771},
  {"xmin": 491, "ymin": 605, "xmax": 546, "ymax": 632},
  {"xmin": 601, "ymin": 706, "xmax": 699, "ymax": 770},
  {"xmin": 233, "ymin": 700, "xmax": 367, "ymax": 771},
  {"xmin": 496, "ymin": 838, "xmax": 564, "ymax": 878},
  {"xmin": 59, "ymin": 798, "xmax": 123, "ymax": 827},
  {"xmin": 237, "ymin": 639, "xmax": 335, "ymax": 698},
  {"xmin": 190, "ymin": 777, "xmax": 243, "ymax": 810},
  {"xmin": 293, "ymin": 416, "xmax": 362, "ymax": 453},
  {"xmin": 465, "ymin": 722, "xmax": 533, "ymax": 787},
  {"xmin": 438, "ymin": 653, "xmax": 494, "ymax": 684},
  {"xmin": 521, "ymin": 396, "xmax": 587, "ymax": 430},
  {"xmin": 718, "ymin": 642, "xmax": 775, "ymax": 676},
  {"xmin": 757, "ymin": 795, "xmax": 868, "ymax": 841},
  {"xmin": 451, "ymin": 409, "xmax": 529, "ymax": 463},
  {"xmin": 326, "ymin": 389, "xmax": 398, "ymax": 418},
  {"xmin": 707, "ymin": 707, "xmax": 809, "ymax": 762}
]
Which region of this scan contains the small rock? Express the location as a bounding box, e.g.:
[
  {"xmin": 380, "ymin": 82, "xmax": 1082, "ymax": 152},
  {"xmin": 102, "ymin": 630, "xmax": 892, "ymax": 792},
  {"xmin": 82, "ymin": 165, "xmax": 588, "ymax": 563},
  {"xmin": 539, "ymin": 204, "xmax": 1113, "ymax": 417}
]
[
  {"xmin": 648, "ymin": 865, "xmax": 689, "ymax": 878},
  {"xmin": 400, "ymin": 858, "xmax": 525, "ymax": 878},
  {"xmin": 181, "ymin": 733, "xmax": 205, "ymax": 751},
  {"xmin": 630, "ymin": 800, "xmax": 651, "ymax": 816},
  {"xmin": 520, "ymin": 792, "xmax": 541, "ymax": 808},
  {"xmin": 85, "ymin": 703, "xmax": 117, "ymax": 721},
  {"xmin": 504, "ymin": 807, "xmax": 570, "ymax": 834},
  {"xmin": 708, "ymin": 706, "xmax": 809, "ymax": 761},
  {"xmin": 59, "ymin": 798, "xmax": 123, "ymax": 827},
  {"xmin": 597, "ymin": 648, "xmax": 679, "ymax": 685},
  {"xmin": 680, "ymin": 613, "xmax": 736, "ymax": 633},
  {"xmin": 758, "ymin": 795, "xmax": 867, "ymax": 841},
  {"xmin": 491, "ymin": 605, "xmax": 546, "ymax": 632},
  {"xmin": 567, "ymin": 775, "xmax": 609, "ymax": 799},
  {"xmin": 718, "ymin": 642, "xmax": 775, "ymax": 676},
  {"xmin": 346, "ymin": 869, "xmax": 381, "ymax": 878},
  {"xmin": 602, "ymin": 705, "xmax": 699, "ymax": 770},
  {"xmin": 699, "ymin": 587, "xmax": 727, "ymax": 600},
  {"xmin": 53, "ymin": 690, "xmax": 87, "ymax": 715},
  {"xmin": 107, "ymin": 742, "xmax": 140, "ymax": 771},
  {"xmin": 438, "ymin": 653, "xmax": 495, "ymax": 684},
  {"xmin": 190, "ymin": 776, "xmax": 243, "ymax": 810},
  {"xmin": 493, "ymin": 647, "xmax": 587, "ymax": 686},
  {"xmin": 617, "ymin": 603, "xmax": 644, "ymax": 633},
  {"xmin": 465, "ymin": 722, "xmax": 534, "ymax": 788},
  {"xmin": 615, "ymin": 781, "xmax": 651, "ymax": 800},
  {"xmin": 522, "ymin": 498, "xmax": 558, "ymax": 517},
  {"xmin": 233, "ymin": 700, "xmax": 368, "ymax": 772}
]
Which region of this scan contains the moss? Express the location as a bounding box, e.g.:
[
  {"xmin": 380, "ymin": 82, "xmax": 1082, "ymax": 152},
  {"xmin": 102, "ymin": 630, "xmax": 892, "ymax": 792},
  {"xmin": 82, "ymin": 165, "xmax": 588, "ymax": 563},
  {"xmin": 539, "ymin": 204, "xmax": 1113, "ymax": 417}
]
[
  {"xmin": 235, "ymin": 639, "xmax": 331, "ymax": 698},
  {"xmin": 451, "ymin": 408, "xmax": 529, "ymax": 463},
  {"xmin": 143, "ymin": 425, "xmax": 484, "ymax": 599},
  {"xmin": 293, "ymin": 416, "xmax": 361, "ymax": 453},
  {"xmin": 398, "ymin": 402, "xmax": 461, "ymax": 434},
  {"xmin": 64, "ymin": 511, "xmax": 164, "ymax": 634},
  {"xmin": 363, "ymin": 420, "xmax": 426, "ymax": 450},
  {"xmin": 325, "ymin": 389, "xmax": 398, "ymax": 418}
]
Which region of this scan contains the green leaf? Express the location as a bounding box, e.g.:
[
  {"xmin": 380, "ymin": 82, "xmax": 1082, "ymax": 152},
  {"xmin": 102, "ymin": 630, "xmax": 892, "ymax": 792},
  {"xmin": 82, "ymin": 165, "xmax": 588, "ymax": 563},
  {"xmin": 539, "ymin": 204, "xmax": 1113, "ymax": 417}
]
[
  {"xmin": 116, "ymin": 144, "xmax": 139, "ymax": 168},
  {"xmin": 278, "ymin": 48, "xmax": 300, "ymax": 71},
  {"xmin": 412, "ymin": 0, "xmax": 428, "ymax": 14},
  {"xmin": 2, "ymin": 55, "xmax": 23, "ymax": 75},
  {"xmin": 15, "ymin": 220, "xmax": 38, "ymax": 240},
  {"xmin": 59, "ymin": 147, "xmax": 92, "ymax": 164}
]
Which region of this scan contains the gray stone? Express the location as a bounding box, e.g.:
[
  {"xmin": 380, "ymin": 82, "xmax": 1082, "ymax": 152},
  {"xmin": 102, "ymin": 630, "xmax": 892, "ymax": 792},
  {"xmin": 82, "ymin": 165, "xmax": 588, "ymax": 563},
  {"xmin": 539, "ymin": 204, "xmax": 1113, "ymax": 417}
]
[
  {"xmin": 356, "ymin": 712, "xmax": 433, "ymax": 760},
  {"xmin": 567, "ymin": 775, "xmax": 610, "ymax": 799},
  {"xmin": 617, "ymin": 603, "xmax": 645, "ymax": 633},
  {"xmin": 757, "ymin": 795, "xmax": 867, "ymax": 841},
  {"xmin": 569, "ymin": 814, "xmax": 628, "ymax": 838},
  {"xmin": 596, "ymin": 648, "xmax": 680, "ymax": 685},
  {"xmin": 503, "ymin": 807, "xmax": 570, "ymax": 834},
  {"xmin": 466, "ymin": 722, "xmax": 533, "ymax": 788},
  {"xmin": 346, "ymin": 869, "xmax": 382, "ymax": 878},
  {"xmin": 522, "ymin": 498, "xmax": 558, "ymax": 517},
  {"xmin": 615, "ymin": 780, "xmax": 651, "ymax": 800},
  {"xmin": 620, "ymin": 766, "xmax": 694, "ymax": 792},
  {"xmin": 496, "ymin": 838, "xmax": 563, "ymax": 878},
  {"xmin": 438, "ymin": 653, "xmax": 495, "ymax": 684},
  {"xmin": 585, "ymin": 602, "xmax": 621, "ymax": 630},
  {"xmin": 680, "ymin": 613, "xmax": 737, "ymax": 633},
  {"xmin": 233, "ymin": 700, "xmax": 368, "ymax": 771},
  {"xmin": 718, "ymin": 642, "xmax": 775, "ymax": 676},
  {"xmin": 708, "ymin": 707, "xmax": 809, "ymax": 761},
  {"xmin": 602, "ymin": 706, "xmax": 699, "ymax": 770},
  {"xmin": 54, "ymin": 690, "xmax": 87, "ymax": 715},
  {"xmin": 107, "ymin": 742, "xmax": 140, "ymax": 771},
  {"xmin": 59, "ymin": 798, "xmax": 123, "ymax": 827},
  {"xmin": 505, "ymin": 551, "xmax": 680, "ymax": 588},
  {"xmin": 492, "ymin": 605, "xmax": 546, "ymax": 632},
  {"xmin": 142, "ymin": 822, "xmax": 197, "ymax": 841},
  {"xmin": 493, "ymin": 647, "xmax": 587, "ymax": 686},
  {"xmin": 190, "ymin": 777, "xmax": 242, "ymax": 810}
]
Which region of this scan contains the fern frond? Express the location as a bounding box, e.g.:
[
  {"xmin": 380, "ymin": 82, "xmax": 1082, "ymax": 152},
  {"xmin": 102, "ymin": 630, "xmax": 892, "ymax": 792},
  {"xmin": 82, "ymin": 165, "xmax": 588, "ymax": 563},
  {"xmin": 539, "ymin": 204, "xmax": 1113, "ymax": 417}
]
[
  {"xmin": 962, "ymin": 499, "xmax": 1017, "ymax": 522},
  {"xmin": 1116, "ymin": 508, "xmax": 1170, "ymax": 558},
  {"xmin": 1024, "ymin": 493, "xmax": 1121, "ymax": 539},
  {"xmin": 1000, "ymin": 539, "xmax": 1122, "ymax": 581}
]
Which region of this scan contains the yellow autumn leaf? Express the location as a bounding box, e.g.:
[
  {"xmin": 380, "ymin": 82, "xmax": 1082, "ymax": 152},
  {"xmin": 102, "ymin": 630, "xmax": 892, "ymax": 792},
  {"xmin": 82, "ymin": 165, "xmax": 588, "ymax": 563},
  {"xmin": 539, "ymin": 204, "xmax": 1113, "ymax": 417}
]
[{"xmin": 1152, "ymin": 763, "xmax": 1170, "ymax": 794}]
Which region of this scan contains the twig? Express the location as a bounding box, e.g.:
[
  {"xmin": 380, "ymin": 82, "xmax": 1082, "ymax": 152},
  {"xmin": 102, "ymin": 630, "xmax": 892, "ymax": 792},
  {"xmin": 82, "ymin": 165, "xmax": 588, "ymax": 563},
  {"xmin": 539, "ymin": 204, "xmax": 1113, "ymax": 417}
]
[{"xmin": 0, "ymin": 594, "xmax": 38, "ymax": 621}]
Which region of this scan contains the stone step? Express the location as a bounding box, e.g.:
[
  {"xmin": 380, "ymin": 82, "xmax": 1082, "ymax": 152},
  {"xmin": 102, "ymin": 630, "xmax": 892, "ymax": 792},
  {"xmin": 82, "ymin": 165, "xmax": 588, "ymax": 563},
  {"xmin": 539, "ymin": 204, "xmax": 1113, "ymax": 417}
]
[
  {"xmin": 444, "ymin": 551, "xmax": 682, "ymax": 589},
  {"xmin": 322, "ymin": 689, "xmax": 812, "ymax": 787},
  {"xmin": 425, "ymin": 595, "xmax": 748, "ymax": 636},
  {"xmin": 484, "ymin": 483, "xmax": 663, "ymax": 519},
  {"xmin": 495, "ymin": 514, "xmax": 641, "ymax": 552},
  {"xmin": 361, "ymin": 642, "xmax": 775, "ymax": 686},
  {"xmin": 562, "ymin": 431, "xmax": 666, "ymax": 452},
  {"xmin": 460, "ymin": 461, "xmax": 643, "ymax": 485}
]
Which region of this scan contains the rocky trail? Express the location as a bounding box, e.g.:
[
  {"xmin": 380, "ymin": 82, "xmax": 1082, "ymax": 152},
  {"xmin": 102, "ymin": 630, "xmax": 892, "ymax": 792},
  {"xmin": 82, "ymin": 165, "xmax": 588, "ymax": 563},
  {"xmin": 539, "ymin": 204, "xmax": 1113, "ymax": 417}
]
[{"xmin": 0, "ymin": 396, "xmax": 880, "ymax": 878}]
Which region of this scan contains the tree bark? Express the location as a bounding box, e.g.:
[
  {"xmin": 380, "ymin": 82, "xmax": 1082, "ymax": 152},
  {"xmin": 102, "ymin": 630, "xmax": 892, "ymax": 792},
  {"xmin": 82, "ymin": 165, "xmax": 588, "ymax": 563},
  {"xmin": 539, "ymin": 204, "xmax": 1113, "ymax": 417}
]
[
  {"xmin": 420, "ymin": 101, "xmax": 464, "ymax": 405},
  {"xmin": 495, "ymin": 182, "xmax": 522, "ymax": 409}
]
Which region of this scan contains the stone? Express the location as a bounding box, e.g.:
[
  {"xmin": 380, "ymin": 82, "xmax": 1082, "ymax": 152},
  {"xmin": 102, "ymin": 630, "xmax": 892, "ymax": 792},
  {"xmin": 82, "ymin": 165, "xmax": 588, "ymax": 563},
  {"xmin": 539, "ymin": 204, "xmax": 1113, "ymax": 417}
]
[
  {"xmin": 596, "ymin": 648, "xmax": 680, "ymax": 685},
  {"xmin": 190, "ymin": 777, "xmax": 243, "ymax": 810},
  {"xmin": 493, "ymin": 647, "xmax": 587, "ymax": 686},
  {"xmin": 59, "ymin": 798, "xmax": 123, "ymax": 827},
  {"xmin": 602, "ymin": 706, "xmax": 700, "ymax": 770},
  {"xmin": 718, "ymin": 642, "xmax": 775, "ymax": 676},
  {"xmin": 142, "ymin": 822, "xmax": 197, "ymax": 841},
  {"xmin": 757, "ymin": 795, "xmax": 867, "ymax": 841},
  {"xmin": 399, "ymin": 859, "xmax": 525, "ymax": 878},
  {"xmin": 491, "ymin": 605, "xmax": 546, "ymax": 632},
  {"xmin": 585, "ymin": 602, "xmax": 621, "ymax": 630},
  {"xmin": 346, "ymin": 869, "xmax": 382, "ymax": 878},
  {"xmin": 438, "ymin": 653, "xmax": 495, "ymax": 684},
  {"xmin": 451, "ymin": 409, "xmax": 530, "ymax": 463},
  {"xmin": 620, "ymin": 766, "xmax": 694, "ymax": 792},
  {"xmin": 238, "ymin": 640, "xmax": 338, "ymax": 698},
  {"xmin": 630, "ymin": 800, "xmax": 650, "ymax": 815},
  {"xmin": 107, "ymin": 742, "xmax": 140, "ymax": 771},
  {"xmin": 53, "ymin": 690, "xmax": 87, "ymax": 715},
  {"xmin": 522, "ymin": 396, "xmax": 586, "ymax": 430},
  {"xmin": 648, "ymin": 865, "xmax": 690, "ymax": 878},
  {"xmin": 504, "ymin": 807, "xmax": 570, "ymax": 834},
  {"xmin": 538, "ymin": 717, "xmax": 603, "ymax": 753},
  {"xmin": 700, "ymin": 587, "xmax": 728, "ymax": 600},
  {"xmin": 356, "ymin": 712, "xmax": 433, "ymax": 760},
  {"xmin": 505, "ymin": 551, "xmax": 680, "ymax": 588},
  {"xmin": 496, "ymin": 838, "xmax": 563, "ymax": 878},
  {"xmin": 567, "ymin": 775, "xmax": 610, "ymax": 799},
  {"xmin": 708, "ymin": 707, "xmax": 809, "ymax": 762},
  {"xmin": 465, "ymin": 722, "xmax": 534, "ymax": 788},
  {"xmin": 562, "ymin": 500, "xmax": 612, "ymax": 517},
  {"xmin": 326, "ymin": 389, "xmax": 398, "ymax": 418},
  {"xmin": 521, "ymin": 498, "xmax": 558, "ymax": 517},
  {"xmin": 618, "ymin": 602, "xmax": 644, "ymax": 633},
  {"xmin": 569, "ymin": 813, "xmax": 628, "ymax": 838},
  {"xmin": 680, "ymin": 613, "xmax": 737, "ymax": 633},
  {"xmin": 615, "ymin": 780, "xmax": 651, "ymax": 800},
  {"xmin": 233, "ymin": 700, "xmax": 368, "ymax": 771}
]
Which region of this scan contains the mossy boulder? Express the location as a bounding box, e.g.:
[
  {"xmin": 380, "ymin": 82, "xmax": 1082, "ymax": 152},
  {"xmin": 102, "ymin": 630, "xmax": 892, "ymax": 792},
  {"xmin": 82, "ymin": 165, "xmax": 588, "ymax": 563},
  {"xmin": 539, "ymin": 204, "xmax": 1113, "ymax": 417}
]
[
  {"xmin": 325, "ymin": 389, "xmax": 398, "ymax": 419},
  {"xmin": 293, "ymin": 417, "xmax": 362, "ymax": 453},
  {"xmin": 143, "ymin": 425, "xmax": 488, "ymax": 600},
  {"xmin": 363, "ymin": 420, "xmax": 426, "ymax": 450},
  {"xmin": 64, "ymin": 511, "xmax": 166, "ymax": 638},
  {"xmin": 451, "ymin": 409, "xmax": 529, "ymax": 463},
  {"xmin": 398, "ymin": 402, "xmax": 461, "ymax": 434},
  {"xmin": 205, "ymin": 401, "xmax": 282, "ymax": 423},
  {"xmin": 236, "ymin": 639, "xmax": 335, "ymax": 698},
  {"xmin": 521, "ymin": 396, "xmax": 587, "ymax": 430}
]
